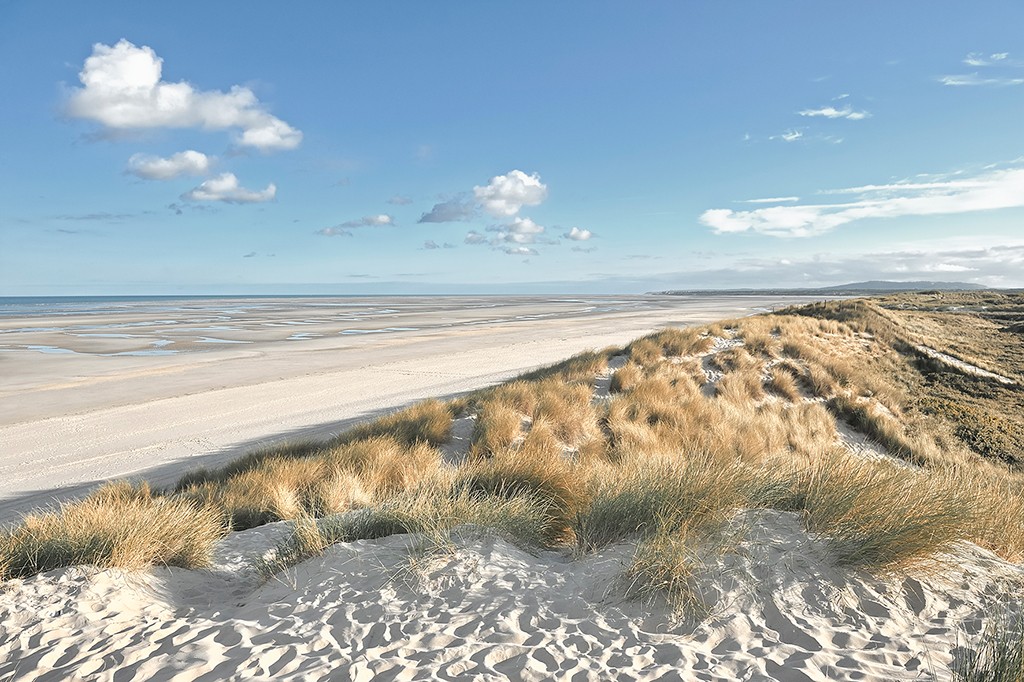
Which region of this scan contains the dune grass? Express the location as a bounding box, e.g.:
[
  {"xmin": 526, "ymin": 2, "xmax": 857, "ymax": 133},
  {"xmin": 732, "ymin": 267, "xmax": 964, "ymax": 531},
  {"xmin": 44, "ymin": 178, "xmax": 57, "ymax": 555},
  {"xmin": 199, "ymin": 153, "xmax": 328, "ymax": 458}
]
[
  {"xmin": 5, "ymin": 293, "xmax": 1024, "ymax": 626},
  {"xmin": 0, "ymin": 482, "xmax": 225, "ymax": 580},
  {"xmin": 953, "ymin": 607, "xmax": 1024, "ymax": 682}
]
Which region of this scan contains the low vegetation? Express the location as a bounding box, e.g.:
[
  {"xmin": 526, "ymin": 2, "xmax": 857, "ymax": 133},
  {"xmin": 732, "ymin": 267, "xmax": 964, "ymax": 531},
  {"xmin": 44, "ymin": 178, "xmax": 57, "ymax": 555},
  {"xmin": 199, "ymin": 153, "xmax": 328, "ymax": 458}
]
[
  {"xmin": 4, "ymin": 294, "xmax": 1024, "ymax": 628},
  {"xmin": 953, "ymin": 607, "xmax": 1024, "ymax": 682}
]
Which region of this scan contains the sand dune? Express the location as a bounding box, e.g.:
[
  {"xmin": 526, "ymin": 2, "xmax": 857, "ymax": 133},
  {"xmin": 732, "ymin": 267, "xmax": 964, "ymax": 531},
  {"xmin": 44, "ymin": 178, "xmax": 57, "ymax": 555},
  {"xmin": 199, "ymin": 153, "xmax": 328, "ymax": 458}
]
[{"xmin": 2, "ymin": 512, "xmax": 1020, "ymax": 681}]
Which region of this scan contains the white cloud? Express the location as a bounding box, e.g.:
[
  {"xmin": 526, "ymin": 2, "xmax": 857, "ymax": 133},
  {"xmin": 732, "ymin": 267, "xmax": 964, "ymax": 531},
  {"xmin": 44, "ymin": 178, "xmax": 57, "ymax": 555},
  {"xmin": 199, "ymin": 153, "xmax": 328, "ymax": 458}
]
[
  {"xmin": 700, "ymin": 166, "xmax": 1024, "ymax": 238},
  {"xmin": 465, "ymin": 231, "xmax": 487, "ymax": 245},
  {"xmin": 963, "ymin": 52, "xmax": 1011, "ymax": 67},
  {"xmin": 564, "ymin": 227, "xmax": 593, "ymax": 241},
  {"xmin": 488, "ymin": 216, "xmax": 546, "ymax": 245},
  {"xmin": 940, "ymin": 73, "xmax": 1024, "ymax": 86},
  {"xmin": 798, "ymin": 105, "xmax": 870, "ymax": 120},
  {"xmin": 423, "ymin": 240, "xmax": 440, "ymax": 250},
  {"xmin": 770, "ymin": 129, "xmax": 803, "ymax": 142},
  {"xmin": 504, "ymin": 246, "xmax": 538, "ymax": 256},
  {"xmin": 387, "ymin": 195, "xmax": 413, "ymax": 205},
  {"xmin": 182, "ymin": 173, "xmax": 275, "ymax": 203},
  {"xmin": 741, "ymin": 196, "xmax": 800, "ymax": 204},
  {"xmin": 338, "ymin": 214, "xmax": 394, "ymax": 228},
  {"xmin": 67, "ymin": 40, "xmax": 302, "ymax": 151},
  {"xmin": 126, "ymin": 150, "xmax": 212, "ymax": 180},
  {"xmin": 919, "ymin": 263, "xmax": 976, "ymax": 272},
  {"xmin": 473, "ymin": 170, "xmax": 548, "ymax": 217}
]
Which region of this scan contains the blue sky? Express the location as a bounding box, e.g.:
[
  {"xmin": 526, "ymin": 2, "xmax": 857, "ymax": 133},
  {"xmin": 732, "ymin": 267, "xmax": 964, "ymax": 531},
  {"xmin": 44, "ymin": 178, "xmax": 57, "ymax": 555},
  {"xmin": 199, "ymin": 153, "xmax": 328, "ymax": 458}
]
[{"xmin": 2, "ymin": 2, "xmax": 1024, "ymax": 295}]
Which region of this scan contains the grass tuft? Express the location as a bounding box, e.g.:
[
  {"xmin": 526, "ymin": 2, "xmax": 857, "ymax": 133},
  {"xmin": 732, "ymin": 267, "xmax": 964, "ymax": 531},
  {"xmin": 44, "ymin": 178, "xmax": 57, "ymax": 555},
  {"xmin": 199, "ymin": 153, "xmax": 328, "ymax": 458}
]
[{"xmin": 1, "ymin": 483, "xmax": 225, "ymax": 579}]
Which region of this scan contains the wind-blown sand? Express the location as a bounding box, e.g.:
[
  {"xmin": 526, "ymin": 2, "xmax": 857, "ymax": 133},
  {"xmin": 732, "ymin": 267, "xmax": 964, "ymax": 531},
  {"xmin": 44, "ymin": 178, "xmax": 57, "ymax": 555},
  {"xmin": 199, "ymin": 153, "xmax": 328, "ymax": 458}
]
[{"xmin": 0, "ymin": 295, "xmax": 822, "ymax": 520}]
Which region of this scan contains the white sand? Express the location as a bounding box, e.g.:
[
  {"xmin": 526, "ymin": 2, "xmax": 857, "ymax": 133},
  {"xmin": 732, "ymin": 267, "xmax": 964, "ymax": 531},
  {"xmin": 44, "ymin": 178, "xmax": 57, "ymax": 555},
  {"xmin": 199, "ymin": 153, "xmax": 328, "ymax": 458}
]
[
  {"xmin": 2, "ymin": 512, "xmax": 1020, "ymax": 681},
  {"xmin": 0, "ymin": 295, "xmax": 824, "ymax": 520}
]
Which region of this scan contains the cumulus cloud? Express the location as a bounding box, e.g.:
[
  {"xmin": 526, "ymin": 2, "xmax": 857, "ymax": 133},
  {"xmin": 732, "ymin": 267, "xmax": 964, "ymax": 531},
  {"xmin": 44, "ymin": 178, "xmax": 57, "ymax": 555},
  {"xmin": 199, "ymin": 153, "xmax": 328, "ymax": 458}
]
[
  {"xmin": 474, "ymin": 170, "xmax": 548, "ymax": 217},
  {"xmin": 798, "ymin": 105, "xmax": 870, "ymax": 120},
  {"xmin": 465, "ymin": 231, "xmax": 487, "ymax": 244},
  {"xmin": 700, "ymin": 166, "xmax": 1024, "ymax": 238},
  {"xmin": 126, "ymin": 150, "xmax": 212, "ymax": 180},
  {"xmin": 564, "ymin": 227, "xmax": 593, "ymax": 241},
  {"xmin": 67, "ymin": 39, "xmax": 302, "ymax": 151},
  {"xmin": 182, "ymin": 173, "xmax": 276, "ymax": 203},
  {"xmin": 488, "ymin": 216, "xmax": 546, "ymax": 245},
  {"xmin": 418, "ymin": 198, "xmax": 475, "ymax": 223}
]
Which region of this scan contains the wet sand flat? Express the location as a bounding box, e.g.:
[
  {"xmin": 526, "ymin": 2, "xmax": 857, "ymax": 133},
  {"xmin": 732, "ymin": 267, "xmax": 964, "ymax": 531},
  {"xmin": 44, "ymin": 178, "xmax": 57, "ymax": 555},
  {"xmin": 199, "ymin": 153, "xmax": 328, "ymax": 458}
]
[{"xmin": 0, "ymin": 294, "xmax": 826, "ymax": 520}]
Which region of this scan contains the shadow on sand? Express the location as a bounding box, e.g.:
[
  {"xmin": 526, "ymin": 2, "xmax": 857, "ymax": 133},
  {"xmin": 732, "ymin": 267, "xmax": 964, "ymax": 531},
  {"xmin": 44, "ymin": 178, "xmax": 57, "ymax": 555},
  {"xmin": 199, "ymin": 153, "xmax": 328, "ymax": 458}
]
[{"xmin": 0, "ymin": 387, "xmax": 477, "ymax": 525}]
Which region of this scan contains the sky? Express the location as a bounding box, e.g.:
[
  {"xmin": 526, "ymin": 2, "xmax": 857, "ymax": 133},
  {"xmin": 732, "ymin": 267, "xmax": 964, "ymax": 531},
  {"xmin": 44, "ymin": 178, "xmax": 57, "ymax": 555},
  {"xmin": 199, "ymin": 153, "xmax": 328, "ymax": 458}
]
[{"xmin": 2, "ymin": 1, "xmax": 1024, "ymax": 295}]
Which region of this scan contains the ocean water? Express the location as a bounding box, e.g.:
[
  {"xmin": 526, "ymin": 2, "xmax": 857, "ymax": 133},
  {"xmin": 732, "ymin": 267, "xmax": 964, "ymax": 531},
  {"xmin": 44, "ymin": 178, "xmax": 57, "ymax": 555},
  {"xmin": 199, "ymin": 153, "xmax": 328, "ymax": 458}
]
[
  {"xmin": 0, "ymin": 294, "xmax": 661, "ymax": 357},
  {"xmin": 0, "ymin": 295, "xmax": 346, "ymax": 317}
]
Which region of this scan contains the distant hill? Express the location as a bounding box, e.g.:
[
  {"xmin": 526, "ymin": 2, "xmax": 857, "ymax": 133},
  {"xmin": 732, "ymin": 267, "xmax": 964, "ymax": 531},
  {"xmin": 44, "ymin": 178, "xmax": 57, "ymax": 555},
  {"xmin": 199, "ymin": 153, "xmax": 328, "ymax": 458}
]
[
  {"xmin": 653, "ymin": 281, "xmax": 989, "ymax": 296},
  {"xmin": 825, "ymin": 281, "xmax": 986, "ymax": 292}
]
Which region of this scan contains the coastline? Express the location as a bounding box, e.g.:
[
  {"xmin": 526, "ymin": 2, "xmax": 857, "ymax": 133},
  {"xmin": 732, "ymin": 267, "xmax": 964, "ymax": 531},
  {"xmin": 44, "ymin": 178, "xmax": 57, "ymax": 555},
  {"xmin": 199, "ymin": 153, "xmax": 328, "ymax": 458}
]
[{"xmin": 0, "ymin": 294, "xmax": 827, "ymax": 521}]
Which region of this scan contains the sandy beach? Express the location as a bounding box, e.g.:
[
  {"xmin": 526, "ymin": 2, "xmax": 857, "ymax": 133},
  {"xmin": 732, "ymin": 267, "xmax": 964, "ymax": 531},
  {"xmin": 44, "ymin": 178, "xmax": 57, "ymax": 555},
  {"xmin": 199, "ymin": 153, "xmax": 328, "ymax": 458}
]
[{"xmin": 0, "ymin": 294, "xmax": 824, "ymax": 521}]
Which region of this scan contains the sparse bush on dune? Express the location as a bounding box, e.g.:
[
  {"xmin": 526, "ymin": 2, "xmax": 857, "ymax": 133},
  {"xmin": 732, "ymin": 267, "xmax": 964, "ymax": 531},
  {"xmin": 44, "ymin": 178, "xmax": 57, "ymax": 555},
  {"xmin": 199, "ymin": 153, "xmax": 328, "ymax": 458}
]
[
  {"xmin": 710, "ymin": 347, "xmax": 760, "ymax": 374},
  {"xmin": 827, "ymin": 395, "xmax": 935, "ymax": 466}
]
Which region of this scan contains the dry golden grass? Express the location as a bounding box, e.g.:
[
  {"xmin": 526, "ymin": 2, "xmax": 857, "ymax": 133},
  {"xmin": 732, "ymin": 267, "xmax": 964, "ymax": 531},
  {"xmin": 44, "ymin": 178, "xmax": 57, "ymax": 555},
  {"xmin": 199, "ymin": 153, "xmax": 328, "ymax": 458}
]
[
  {"xmin": 338, "ymin": 399, "xmax": 453, "ymax": 447},
  {"xmin": 456, "ymin": 421, "xmax": 580, "ymax": 542},
  {"xmin": 795, "ymin": 455, "xmax": 974, "ymax": 571},
  {"xmin": 609, "ymin": 361, "xmax": 644, "ymax": 394},
  {"xmin": 647, "ymin": 327, "xmax": 715, "ymax": 357},
  {"xmin": 626, "ymin": 337, "xmax": 664, "ymax": 366},
  {"xmin": 470, "ymin": 401, "xmax": 524, "ymax": 457},
  {"xmin": 765, "ymin": 365, "xmax": 802, "ymax": 401},
  {"xmin": 715, "ymin": 369, "xmax": 766, "ymax": 404},
  {"xmin": 1, "ymin": 482, "xmax": 225, "ymax": 579}
]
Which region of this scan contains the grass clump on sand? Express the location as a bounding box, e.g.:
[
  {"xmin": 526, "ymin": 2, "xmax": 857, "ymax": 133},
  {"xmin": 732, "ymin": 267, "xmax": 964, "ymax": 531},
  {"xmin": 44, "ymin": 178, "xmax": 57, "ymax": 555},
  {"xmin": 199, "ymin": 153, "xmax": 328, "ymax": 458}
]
[{"xmin": 0, "ymin": 482, "xmax": 224, "ymax": 580}]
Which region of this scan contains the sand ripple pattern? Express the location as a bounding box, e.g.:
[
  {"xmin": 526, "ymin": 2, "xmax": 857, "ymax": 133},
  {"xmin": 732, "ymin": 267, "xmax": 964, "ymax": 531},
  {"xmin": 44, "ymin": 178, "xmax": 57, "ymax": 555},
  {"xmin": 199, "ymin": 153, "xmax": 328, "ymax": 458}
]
[{"xmin": 2, "ymin": 510, "xmax": 1022, "ymax": 681}]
